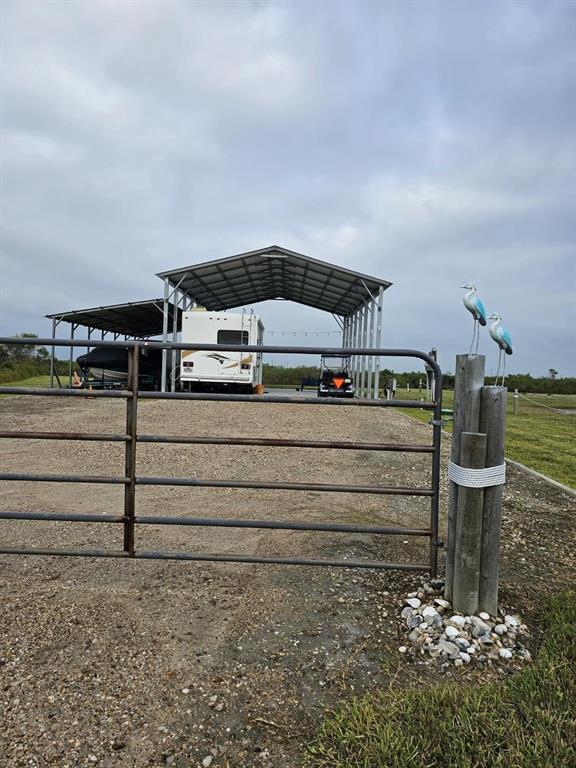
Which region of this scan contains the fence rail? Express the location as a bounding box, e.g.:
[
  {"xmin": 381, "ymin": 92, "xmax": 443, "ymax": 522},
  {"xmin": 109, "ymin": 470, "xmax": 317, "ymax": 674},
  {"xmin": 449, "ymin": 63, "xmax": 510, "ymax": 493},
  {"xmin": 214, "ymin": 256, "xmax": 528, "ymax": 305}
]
[{"xmin": 0, "ymin": 336, "xmax": 443, "ymax": 574}]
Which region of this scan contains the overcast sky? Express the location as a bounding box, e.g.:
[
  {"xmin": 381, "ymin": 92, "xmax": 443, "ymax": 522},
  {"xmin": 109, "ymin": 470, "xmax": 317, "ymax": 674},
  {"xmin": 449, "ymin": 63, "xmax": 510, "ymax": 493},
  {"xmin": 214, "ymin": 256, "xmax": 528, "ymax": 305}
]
[{"xmin": 1, "ymin": 0, "xmax": 575, "ymax": 376}]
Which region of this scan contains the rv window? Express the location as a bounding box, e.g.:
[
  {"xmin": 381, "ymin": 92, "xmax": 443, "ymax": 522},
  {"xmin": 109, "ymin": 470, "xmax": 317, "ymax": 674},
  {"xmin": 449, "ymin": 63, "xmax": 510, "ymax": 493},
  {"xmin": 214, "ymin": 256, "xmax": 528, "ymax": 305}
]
[{"xmin": 217, "ymin": 330, "xmax": 249, "ymax": 345}]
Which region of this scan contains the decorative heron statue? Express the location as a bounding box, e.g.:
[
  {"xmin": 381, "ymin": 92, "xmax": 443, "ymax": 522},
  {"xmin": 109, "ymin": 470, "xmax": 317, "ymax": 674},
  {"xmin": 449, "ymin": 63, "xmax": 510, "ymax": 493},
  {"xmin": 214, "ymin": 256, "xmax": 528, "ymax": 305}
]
[
  {"xmin": 488, "ymin": 312, "xmax": 513, "ymax": 385},
  {"xmin": 461, "ymin": 283, "xmax": 487, "ymax": 355}
]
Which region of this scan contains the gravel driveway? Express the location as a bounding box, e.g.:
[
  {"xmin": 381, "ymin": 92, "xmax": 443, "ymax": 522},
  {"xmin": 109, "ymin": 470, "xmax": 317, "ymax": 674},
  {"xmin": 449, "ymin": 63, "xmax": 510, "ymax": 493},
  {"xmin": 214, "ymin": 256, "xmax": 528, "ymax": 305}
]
[{"xmin": 1, "ymin": 394, "xmax": 574, "ymax": 767}]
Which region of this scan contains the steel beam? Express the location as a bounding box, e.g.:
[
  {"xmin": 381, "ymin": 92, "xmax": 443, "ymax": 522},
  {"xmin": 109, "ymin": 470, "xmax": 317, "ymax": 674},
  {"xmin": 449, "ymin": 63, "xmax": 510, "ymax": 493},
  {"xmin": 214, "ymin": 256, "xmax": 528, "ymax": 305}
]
[
  {"xmin": 170, "ymin": 287, "xmax": 178, "ymax": 393},
  {"xmin": 367, "ymin": 299, "xmax": 376, "ymax": 399},
  {"xmin": 49, "ymin": 318, "xmax": 56, "ymax": 388},
  {"xmin": 67, "ymin": 323, "xmax": 78, "ymax": 388},
  {"xmin": 374, "ymin": 286, "xmax": 384, "ymax": 399},
  {"xmin": 359, "ymin": 304, "xmax": 369, "ymax": 397},
  {"xmin": 161, "ymin": 277, "xmax": 169, "ymax": 393}
]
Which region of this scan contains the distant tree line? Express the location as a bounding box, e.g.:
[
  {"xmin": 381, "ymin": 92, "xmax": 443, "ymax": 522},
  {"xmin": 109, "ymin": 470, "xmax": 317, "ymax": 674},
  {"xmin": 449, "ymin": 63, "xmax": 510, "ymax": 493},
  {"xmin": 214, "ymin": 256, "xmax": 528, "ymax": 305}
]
[
  {"xmin": 0, "ymin": 333, "xmax": 71, "ymax": 383},
  {"xmin": 2, "ymin": 337, "xmax": 574, "ymax": 394},
  {"xmin": 263, "ymin": 363, "xmax": 576, "ymax": 394}
]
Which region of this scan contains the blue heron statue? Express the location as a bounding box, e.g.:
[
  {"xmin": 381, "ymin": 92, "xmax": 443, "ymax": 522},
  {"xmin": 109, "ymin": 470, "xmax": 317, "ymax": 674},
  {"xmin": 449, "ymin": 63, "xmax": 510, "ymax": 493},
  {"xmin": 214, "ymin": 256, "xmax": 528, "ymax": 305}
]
[
  {"xmin": 461, "ymin": 283, "xmax": 487, "ymax": 354},
  {"xmin": 488, "ymin": 312, "xmax": 513, "ymax": 385}
]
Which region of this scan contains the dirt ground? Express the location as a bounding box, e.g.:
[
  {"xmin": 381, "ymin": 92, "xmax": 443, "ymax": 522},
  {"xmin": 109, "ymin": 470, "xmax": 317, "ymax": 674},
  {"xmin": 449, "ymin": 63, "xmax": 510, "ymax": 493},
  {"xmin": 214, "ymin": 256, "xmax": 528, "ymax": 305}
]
[{"xmin": 0, "ymin": 395, "xmax": 574, "ymax": 768}]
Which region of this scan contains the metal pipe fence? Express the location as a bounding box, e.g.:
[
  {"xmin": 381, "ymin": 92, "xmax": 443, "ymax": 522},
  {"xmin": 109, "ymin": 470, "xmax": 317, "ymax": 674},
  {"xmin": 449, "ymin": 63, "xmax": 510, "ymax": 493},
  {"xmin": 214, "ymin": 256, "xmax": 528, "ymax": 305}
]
[{"xmin": 0, "ymin": 336, "xmax": 443, "ymax": 574}]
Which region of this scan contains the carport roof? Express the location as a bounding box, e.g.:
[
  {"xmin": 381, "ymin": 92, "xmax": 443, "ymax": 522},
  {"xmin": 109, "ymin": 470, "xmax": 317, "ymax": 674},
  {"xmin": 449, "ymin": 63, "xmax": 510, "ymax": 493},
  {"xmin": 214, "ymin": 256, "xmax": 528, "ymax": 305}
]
[
  {"xmin": 46, "ymin": 299, "xmax": 181, "ymax": 337},
  {"xmin": 157, "ymin": 245, "xmax": 392, "ymax": 316}
]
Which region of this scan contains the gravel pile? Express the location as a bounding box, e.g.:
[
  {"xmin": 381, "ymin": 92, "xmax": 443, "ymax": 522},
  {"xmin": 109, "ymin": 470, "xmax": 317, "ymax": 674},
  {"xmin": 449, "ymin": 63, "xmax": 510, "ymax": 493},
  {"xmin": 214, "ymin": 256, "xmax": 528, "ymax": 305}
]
[{"xmin": 398, "ymin": 578, "xmax": 532, "ymax": 667}]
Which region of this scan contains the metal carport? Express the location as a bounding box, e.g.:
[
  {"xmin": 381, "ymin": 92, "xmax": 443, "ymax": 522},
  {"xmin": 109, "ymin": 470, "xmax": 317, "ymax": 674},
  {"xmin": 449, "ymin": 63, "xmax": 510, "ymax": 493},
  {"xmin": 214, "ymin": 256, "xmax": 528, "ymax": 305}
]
[
  {"xmin": 46, "ymin": 299, "xmax": 181, "ymax": 387},
  {"xmin": 156, "ymin": 245, "xmax": 391, "ymax": 396}
]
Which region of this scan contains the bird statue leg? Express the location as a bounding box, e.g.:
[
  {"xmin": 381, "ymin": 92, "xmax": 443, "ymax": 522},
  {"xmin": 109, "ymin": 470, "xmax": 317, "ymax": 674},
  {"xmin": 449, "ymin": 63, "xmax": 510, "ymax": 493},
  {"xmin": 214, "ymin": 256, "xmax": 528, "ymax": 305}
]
[
  {"xmin": 475, "ymin": 322, "xmax": 481, "ymax": 356},
  {"xmin": 502, "ymin": 354, "xmax": 507, "ymax": 387},
  {"xmin": 469, "ymin": 319, "xmax": 477, "ymax": 355},
  {"xmin": 495, "ymin": 348, "xmax": 502, "ymax": 386}
]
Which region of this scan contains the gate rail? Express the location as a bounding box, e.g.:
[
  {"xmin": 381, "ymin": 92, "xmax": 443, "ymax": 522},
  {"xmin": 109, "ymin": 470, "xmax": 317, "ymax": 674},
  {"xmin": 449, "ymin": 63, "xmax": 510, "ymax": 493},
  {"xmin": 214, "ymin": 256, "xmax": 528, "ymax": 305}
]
[{"xmin": 0, "ymin": 337, "xmax": 443, "ymax": 575}]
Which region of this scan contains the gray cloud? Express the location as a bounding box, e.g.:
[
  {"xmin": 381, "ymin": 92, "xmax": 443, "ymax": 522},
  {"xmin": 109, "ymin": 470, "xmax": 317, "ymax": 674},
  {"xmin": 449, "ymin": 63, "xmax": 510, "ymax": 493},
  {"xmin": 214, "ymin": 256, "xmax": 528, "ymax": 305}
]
[{"xmin": 1, "ymin": 0, "xmax": 574, "ymax": 376}]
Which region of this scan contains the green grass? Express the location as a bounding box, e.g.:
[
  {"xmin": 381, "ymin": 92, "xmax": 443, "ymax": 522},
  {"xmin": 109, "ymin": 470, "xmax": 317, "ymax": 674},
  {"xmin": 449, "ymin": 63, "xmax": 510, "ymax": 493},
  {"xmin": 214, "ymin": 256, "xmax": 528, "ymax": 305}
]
[
  {"xmin": 397, "ymin": 389, "xmax": 576, "ymax": 489},
  {"xmin": 0, "ymin": 374, "xmax": 53, "ymax": 397},
  {"xmin": 306, "ymin": 591, "xmax": 576, "ymax": 768}
]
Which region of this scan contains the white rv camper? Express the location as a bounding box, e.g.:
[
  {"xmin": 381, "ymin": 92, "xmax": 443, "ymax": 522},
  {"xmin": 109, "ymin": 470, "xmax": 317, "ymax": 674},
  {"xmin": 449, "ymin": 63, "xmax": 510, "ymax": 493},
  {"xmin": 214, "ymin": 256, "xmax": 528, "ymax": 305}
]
[{"xmin": 179, "ymin": 310, "xmax": 264, "ymax": 392}]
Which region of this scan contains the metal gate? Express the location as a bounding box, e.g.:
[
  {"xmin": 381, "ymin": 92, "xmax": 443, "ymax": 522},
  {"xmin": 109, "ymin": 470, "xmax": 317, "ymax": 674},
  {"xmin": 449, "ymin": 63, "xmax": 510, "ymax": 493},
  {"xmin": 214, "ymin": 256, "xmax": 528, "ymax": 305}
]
[{"xmin": 0, "ymin": 337, "xmax": 443, "ymax": 575}]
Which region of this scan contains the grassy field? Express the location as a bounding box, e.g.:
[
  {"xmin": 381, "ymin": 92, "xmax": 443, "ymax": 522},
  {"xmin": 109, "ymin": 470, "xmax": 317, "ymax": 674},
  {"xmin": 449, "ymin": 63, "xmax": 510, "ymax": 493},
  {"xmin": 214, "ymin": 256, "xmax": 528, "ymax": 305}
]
[
  {"xmin": 0, "ymin": 374, "xmax": 52, "ymax": 397},
  {"xmin": 306, "ymin": 591, "xmax": 576, "ymax": 768},
  {"xmin": 396, "ymin": 389, "xmax": 576, "ymax": 489}
]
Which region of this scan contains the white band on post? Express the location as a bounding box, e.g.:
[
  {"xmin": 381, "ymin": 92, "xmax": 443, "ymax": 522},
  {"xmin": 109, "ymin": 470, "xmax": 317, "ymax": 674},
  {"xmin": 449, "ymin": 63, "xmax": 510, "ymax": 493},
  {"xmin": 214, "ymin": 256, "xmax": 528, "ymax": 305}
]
[{"xmin": 448, "ymin": 459, "xmax": 506, "ymax": 488}]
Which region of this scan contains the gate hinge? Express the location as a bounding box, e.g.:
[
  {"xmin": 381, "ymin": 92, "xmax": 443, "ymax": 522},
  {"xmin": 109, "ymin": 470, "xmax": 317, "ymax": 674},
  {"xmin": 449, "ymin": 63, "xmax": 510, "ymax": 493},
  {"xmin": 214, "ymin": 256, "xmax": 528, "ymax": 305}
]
[{"xmin": 431, "ymin": 419, "xmax": 444, "ymax": 426}]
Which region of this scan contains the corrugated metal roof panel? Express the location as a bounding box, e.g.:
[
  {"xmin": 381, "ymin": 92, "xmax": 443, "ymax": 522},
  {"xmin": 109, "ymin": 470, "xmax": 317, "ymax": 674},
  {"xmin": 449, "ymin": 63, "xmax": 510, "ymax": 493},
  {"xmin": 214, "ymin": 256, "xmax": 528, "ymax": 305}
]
[
  {"xmin": 46, "ymin": 299, "xmax": 181, "ymax": 337},
  {"xmin": 156, "ymin": 245, "xmax": 391, "ymax": 315}
]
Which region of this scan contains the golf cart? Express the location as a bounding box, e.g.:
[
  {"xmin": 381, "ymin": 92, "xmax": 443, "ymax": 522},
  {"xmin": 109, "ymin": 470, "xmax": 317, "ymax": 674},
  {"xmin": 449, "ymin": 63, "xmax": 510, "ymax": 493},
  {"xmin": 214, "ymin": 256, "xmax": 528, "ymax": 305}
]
[{"xmin": 317, "ymin": 355, "xmax": 355, "ymax": 398}]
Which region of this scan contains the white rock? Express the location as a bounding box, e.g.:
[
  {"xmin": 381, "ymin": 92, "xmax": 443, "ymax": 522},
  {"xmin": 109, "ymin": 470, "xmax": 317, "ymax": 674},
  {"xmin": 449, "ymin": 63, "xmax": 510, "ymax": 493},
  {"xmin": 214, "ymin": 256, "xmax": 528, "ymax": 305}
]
[
  {"xmin": 454, "ymin": 658, "xmax": 463, "ymax": 667},
  {"xmin": 445, "ymin": 626, "xmax": 459, "ymax": 639},
  {"xmin": 419, "ymin": 622, "xmax": 428, "ymax": 630},
  {"xmin": 434, "ymin": 598, "xmax": 450, "ymax": 608},
  {"xmin": 505, "ymin": 615, "xmax": 519, "ymax": 628},
  {"xmin": 399, "ymin": 645, "xmax": 408, "ymax": 653},
  {"xmin": 470, "ymin": 618, "xmax": 491, "ymax": 637},
  {"xmin": 202, "ymin": 757, "xmax": 213, "ymax": 768},
  {"xmin": 438, "ymin": 639, "xmax": 460, "ymax": 659},
  {"xmin": 408, "ymin": 592, "xmax": 419, "ymax": 598},
  {"xmin": 494, "ymin": 624, "xmax": 507, "ymax": 635},
  {"xmin": 478, "ymin": 612, "xmax": 491, "ymax": 621},
  {"xmin": 406, "ymin": 598, "xmax": 421, "ymax": 609},
  {"xmin": 499, "ymin": 648, "xmax": 513, "ymax": 659},
  {"xmin": 448, "ymin": 615, "xmax": 466, "ymax": 628},
  {"xmin": 455, "ymin": 637, "xmax": 470, "ymax": 650},
  {"xmin": 459, "ymin": 652, "xmax": 471, "ymax": 663},
  {"xmin": 422, "ymin": 606, "xmax": 438, "ymax": 619},
  {"xmin": 431, "ymin": 614, "xmax": 444, "ymax": 628}
]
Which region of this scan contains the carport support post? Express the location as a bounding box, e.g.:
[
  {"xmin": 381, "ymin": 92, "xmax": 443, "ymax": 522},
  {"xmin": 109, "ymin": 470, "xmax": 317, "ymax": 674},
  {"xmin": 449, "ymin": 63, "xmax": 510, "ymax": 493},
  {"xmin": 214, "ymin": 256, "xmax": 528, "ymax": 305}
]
[
  {"xmin": 67, "ymin": 323, "xmax": 77, "ymax": 388},
  {"xmin": 452, "ymin": 432, "xmax": 487, "ymax": 615},
  {"xmin": 161, "ymin": 277, "xmax": 169, "ymax": 393},
  {"xmin": 170, "ymin": 287, "xmax": 179, "ymax": 392},
  {"xmin": 445, "ymin": 354, "xmax": 485, "ymax": 603},
  {"xmin": 478, "ymin": 386, "xmax": 507, "ymax": 616},
  {"xmin": 373, "ymin": 286, "xmax": 384, "ymax": 398},
  {"xmin": 355, "ymin": 307, "xmax": 362, "ymax": 388},
  {"xmin": 359, "ymin": 304, "xmax": 369, "ymax": 397},
  {"xmin": 342, "ymin": 315, "xmax": 350, "ymax": 351},
  {"xmin": 367, "ymin": 298, "xmax": 376, "ymax": 399},
  {"xmin": 123, "ymin": 344, "xmax": 139, "ymax": 555},
  {"xmin": 351, "ymin": 309, "xmax": 359, "ymax": 386},
  {"xmin": 49, "ymin": 319, "xmax": 57, "ymax": 388}
]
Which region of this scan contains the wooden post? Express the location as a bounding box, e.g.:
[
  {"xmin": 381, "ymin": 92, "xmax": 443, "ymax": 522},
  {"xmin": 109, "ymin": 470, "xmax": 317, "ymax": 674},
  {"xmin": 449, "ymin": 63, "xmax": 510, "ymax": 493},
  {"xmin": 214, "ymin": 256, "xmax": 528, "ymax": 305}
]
[
  {"xmin": 478, "ymin": 386, "xmax": 507, "ymax": 616},
  {"xmin": 452, "ymin": 432, "xmax": 487, "ymax": 615},
  {"xmin": 445, "ymin": 354, "xmax": 485, "ymax": 602}
]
